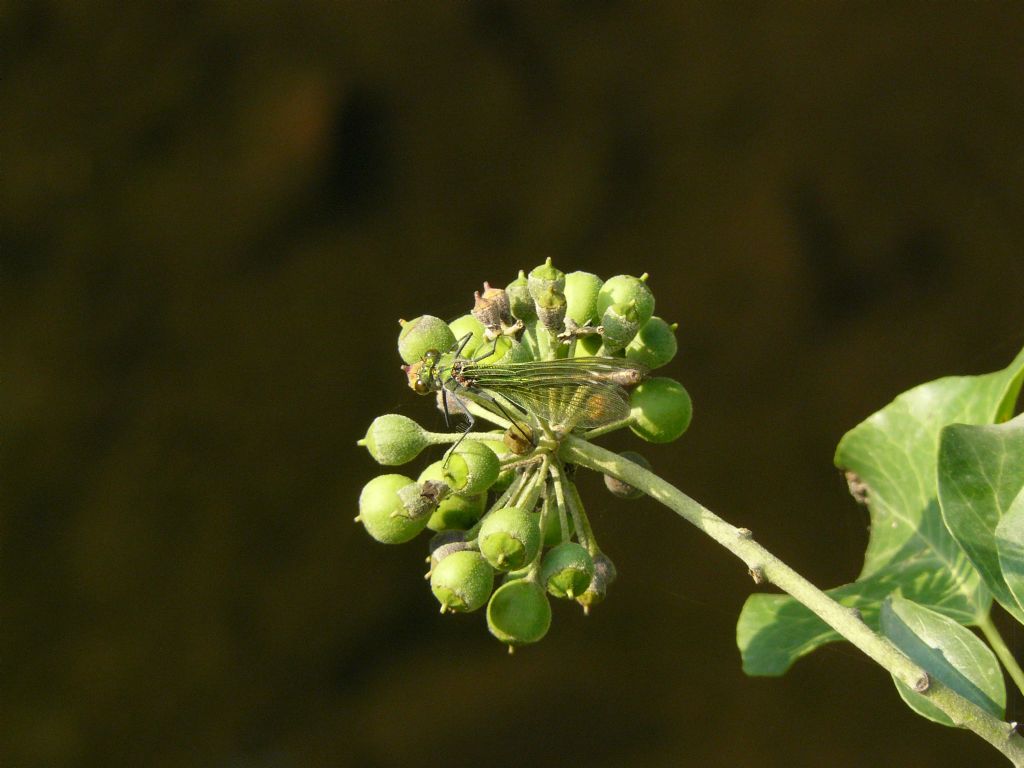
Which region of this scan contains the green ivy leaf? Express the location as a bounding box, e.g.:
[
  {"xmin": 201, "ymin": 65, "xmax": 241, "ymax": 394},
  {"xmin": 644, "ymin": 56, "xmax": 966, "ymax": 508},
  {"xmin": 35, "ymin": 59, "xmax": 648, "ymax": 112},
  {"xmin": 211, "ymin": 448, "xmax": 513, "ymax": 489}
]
[
  {"xmin": 738, "ymin": 346, "xmax": 1024, "ymax": 676},
  {"xmin": 995, "ymin": 487, "xmax": 1024, "ymax": 615},
  {"xmin": 939, "ymin": 415, "xmax": 1024, "ymax": 624},
  {"xmin": 880, "ymin": 595, "xmax": 1005, "ymax": 725}
]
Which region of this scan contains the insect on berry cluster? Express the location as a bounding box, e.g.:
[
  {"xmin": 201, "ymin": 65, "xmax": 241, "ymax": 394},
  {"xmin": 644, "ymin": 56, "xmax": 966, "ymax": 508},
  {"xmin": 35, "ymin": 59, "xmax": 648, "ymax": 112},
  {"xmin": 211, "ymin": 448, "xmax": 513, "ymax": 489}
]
[{"xmin": 356, "ymin": 260, "xmax": 692, "ymax": 651}]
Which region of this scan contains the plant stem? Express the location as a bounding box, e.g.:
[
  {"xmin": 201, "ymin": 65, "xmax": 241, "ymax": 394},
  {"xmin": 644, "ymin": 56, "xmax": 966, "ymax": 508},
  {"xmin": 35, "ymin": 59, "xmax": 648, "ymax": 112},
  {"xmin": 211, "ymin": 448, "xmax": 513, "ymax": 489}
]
[
  {"xmin": 465, "ymin": 464, "xmax": 536, "ymax": 540},
  {"xmin": 583, "ymin": 416, "xmax": 635, "ymax": 440},
  {"xmin": 550, "ymin": 462, "xmax": 584, "ymax": 550},
  {"xmin": 424, "ymin": 430, "xmax": 504, "ymax": 444},
  {"xmin": 565, "ymin": 474, "xmax": 599, "ymax": 557},
  {"xmin": 979, "ymin": 613, "xmax": 1024, "ymax": 698},
  {"xmin": 448, "ymin": 399, "xmax": 515, "ymax": 430},
  {"xmin": 560, "ymin": 436, "xmax": 1024, "ymax": 766}
]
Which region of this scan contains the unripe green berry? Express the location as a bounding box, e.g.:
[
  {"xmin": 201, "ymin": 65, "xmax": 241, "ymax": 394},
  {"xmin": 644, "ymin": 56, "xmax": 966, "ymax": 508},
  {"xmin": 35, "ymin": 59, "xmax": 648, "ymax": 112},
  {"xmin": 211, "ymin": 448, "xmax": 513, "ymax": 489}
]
[
  {"xmin": 482, "ymin": 432, "xmax": 515, "ymax": 493},
  {"xmin": 603, "ymin": 450, "xmax": 652, "ymax": 499},
  {"xmin": 600, "ymin": 301, "xmax": 642, "ymax": 352},
  {"xmin": 429, "ymin": 540, "xmax": 475, "ymax": 573},
  {"xmin": 431, "ymin": 550, "xmax": 494, "ymax": 613},
  {"xmin": 398, "ymin": 315, "xmax": 457, "ymax": 365},
  {"xmin": 359, "ymin": 414, "xmax": 429, "ymax": 465},
  {"xmin": 573, "ymin": 333, "xmax": 603, "ymax": 358},
  {"xmin": 540, "ymin": 491, "xmax": 573, "ymax": 546},
  {"xmin": 472, "ymin": 336, "xmax": 509, "ymax": 365},
  {"xmin": 506, "ymin": 270, "xmax": 536, "ymax": 321},
  {"xmin": 479, "ymin": 506, "xmax": 541, "ymax": 571},
  {"xmin": 534, "ymin": 284, "xmax": 567, "ymax": 332},
  {"xmin": 564, "ymin": 271, "xmax": 602, "ymax": 325},
  {"xmin": 487, "ymin": 579, "xmax": 552, "ymax": 646},
  {"xmin": 418, "ymin": 460, "xmax": 447, "ymax": 484},
  {"xmin": 357, "ymin": 474, "xmax": 429, "ymax": 544},
  {"xmin": 429, "ymin": 493, "xmax": 486, "ymax": 531},
  {"xmin": 629, "ymin": 377, "xmax": 692, "ymax": 443},
  {"xmin": 510, "ymin": 340, "xmax": 534, "ymax": 363},
  {"xmin": 444, "ymin": 441, "xmax": 500, "ymax": 496},
  {"xmin": 492, "ymin": 468, "xmax": 514, "ymax": 494},
  {"xmin": 540, "ymin": 489, "xmax": 573, "ymax": 544},
  {"xmin": 448, "ymin": 314, "xmax": 486, "ymax": 358},
  {"xmin": 527, "ymin": 257, "xmax": 566, "ymax": 303},
  {"xmin": 472, "ymin": 336, "xmax": 532, "ymax": 366},
  {"xmin": 419, "ymin": 461, "xmax": 487, "ymax": 530},
  {"xmin": 480, "ymin": 432, "xmax": 509, "ymax": 457},
  {"xmin": 484, "ymin": 338, "xmax": 532, "ymax": 365},
  {"xmin": 596, "ymin": 274, "xmax": 655, "ymax": 327},
  {"xmin": 540, "ymin": 542, "xmax": 595, "ymax": 599},
  {"xmin": 541, "ymin": 507, "xmax": 574, "ymax": 546},
  {"xmin": 625, "ymin": 316, "xmax": 678, "ymax": 370}
]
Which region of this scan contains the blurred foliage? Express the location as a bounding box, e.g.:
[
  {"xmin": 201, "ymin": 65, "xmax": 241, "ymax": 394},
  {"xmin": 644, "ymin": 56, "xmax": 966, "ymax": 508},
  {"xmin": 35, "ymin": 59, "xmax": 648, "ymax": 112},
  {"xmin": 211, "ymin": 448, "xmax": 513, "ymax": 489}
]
[{"xmin": 3, "ymin": 2, "xmax": 1024, "ymax": 767}]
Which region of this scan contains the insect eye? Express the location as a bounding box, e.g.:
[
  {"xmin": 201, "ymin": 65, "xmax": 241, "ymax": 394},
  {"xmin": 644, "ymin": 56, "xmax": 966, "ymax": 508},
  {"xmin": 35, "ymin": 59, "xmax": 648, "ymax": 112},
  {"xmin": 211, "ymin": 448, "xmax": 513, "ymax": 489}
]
[
  {"xmin": 424, "ymin": 349, "xmax": 440, "ymax": 363},
  {"xmin": 412, "ymin": 378, "xmax": 430, "ymax": 395}
]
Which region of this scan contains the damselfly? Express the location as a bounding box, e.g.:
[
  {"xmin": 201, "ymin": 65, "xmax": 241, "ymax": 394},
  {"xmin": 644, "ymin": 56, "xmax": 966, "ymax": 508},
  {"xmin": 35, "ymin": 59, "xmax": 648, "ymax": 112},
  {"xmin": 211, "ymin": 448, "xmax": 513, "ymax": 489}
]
[{"xmin": 404, "ymin": 338, "xmax": 647, "ymax": 444}]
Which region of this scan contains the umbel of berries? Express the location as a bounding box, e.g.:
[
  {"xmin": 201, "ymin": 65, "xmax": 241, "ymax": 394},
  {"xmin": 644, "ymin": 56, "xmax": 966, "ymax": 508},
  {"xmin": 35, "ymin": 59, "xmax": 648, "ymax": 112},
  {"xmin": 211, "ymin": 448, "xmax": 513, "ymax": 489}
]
[{"xmin": 357, "ymin": 260, "xmax": 692, "ymax": 651}]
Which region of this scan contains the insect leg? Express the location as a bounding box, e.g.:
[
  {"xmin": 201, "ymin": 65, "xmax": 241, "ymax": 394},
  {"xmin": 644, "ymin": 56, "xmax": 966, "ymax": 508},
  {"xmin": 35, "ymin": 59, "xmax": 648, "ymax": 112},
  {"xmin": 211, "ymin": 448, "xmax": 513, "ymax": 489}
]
[
  {"xmin": 442, "ymin": 389, "xmax": 475, "ymax": 467},
  {"xmin": 471, "ymin": 336, "xmax": 500, "ymax": 362},
  {"xmin": 453, "ymin": 332, "xmax": 475, "ymax": 357},
  {"xmin": 491, "ymin": 398, "xmax": 533, "ymax": 446},
  {"xmin": 465, "ymin": 387, "xmax": 534, "ymax": 447},
  {"xmin": 441, "ymin": 388, "xmax": 452, "ymax": 430}
]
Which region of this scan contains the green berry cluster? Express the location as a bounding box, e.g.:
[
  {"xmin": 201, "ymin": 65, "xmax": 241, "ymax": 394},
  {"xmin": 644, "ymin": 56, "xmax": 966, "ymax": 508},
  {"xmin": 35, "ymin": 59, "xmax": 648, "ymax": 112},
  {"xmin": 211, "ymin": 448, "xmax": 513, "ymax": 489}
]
[{"xmin": 356, "ymin": 261, "xmax": 692, "ymax": 651}]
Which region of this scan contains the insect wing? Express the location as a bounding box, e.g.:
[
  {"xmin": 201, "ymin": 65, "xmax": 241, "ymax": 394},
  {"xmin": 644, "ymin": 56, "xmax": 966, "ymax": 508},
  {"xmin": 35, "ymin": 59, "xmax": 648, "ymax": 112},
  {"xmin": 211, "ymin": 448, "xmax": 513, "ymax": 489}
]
[{"xmin": 464, "ymin": 358, "xmax": 646, "ymax": 430}]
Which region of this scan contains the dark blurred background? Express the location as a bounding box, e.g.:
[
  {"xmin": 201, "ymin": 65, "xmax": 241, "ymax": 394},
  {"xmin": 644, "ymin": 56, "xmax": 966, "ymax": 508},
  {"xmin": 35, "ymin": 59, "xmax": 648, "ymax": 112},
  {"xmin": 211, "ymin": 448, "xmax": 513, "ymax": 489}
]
[{"xmin": 4, "ymin": 2, "xmax": 1024, "ymax": 767}]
